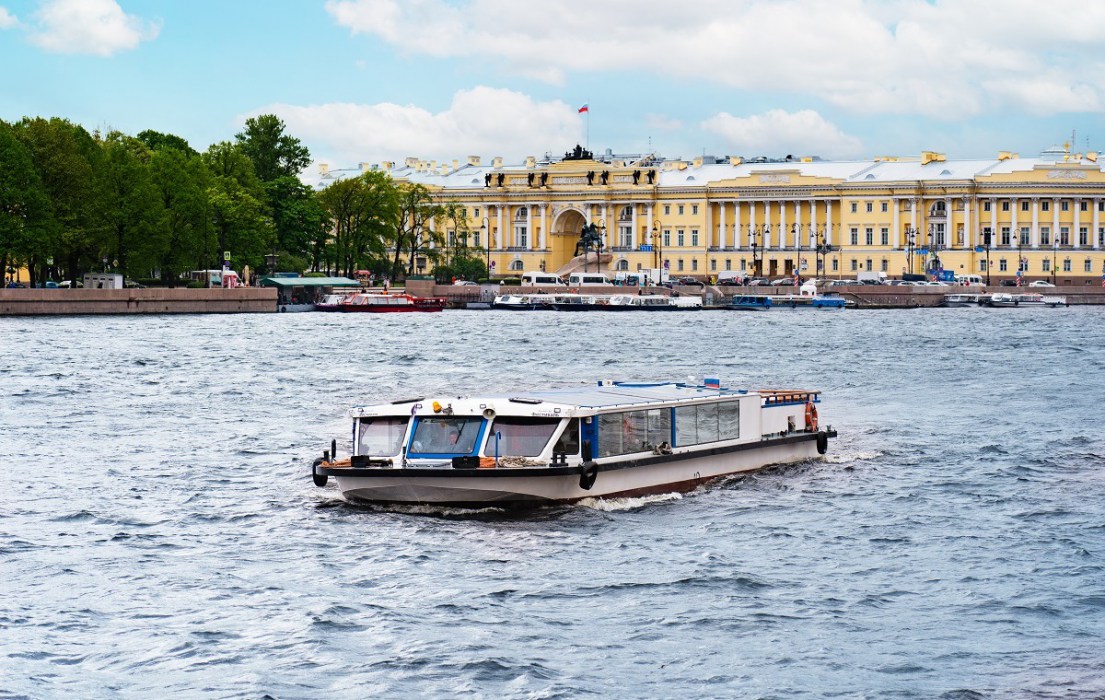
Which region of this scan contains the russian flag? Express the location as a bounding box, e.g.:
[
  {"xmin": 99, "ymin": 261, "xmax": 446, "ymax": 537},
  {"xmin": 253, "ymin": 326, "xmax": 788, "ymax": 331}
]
[
  {"xmin": 578, "ymin": 104, "xmax": 589, "ymax": 113},
  {"xmin": 704, "ymin": 377, "xmax": 720, "ymax": 389}
]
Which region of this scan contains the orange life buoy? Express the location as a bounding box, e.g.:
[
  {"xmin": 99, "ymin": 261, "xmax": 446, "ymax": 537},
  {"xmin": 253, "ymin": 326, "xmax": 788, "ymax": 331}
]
[{"xmin": 804, "ymin": 401, "xmax": 818, "ymax": 432}]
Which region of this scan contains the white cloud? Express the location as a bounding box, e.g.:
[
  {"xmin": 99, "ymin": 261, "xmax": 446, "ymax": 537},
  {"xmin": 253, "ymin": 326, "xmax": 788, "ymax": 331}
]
[
  {"xmin": 29, "ymin": 0, "xmax": 159, "ymax": 56},
  {"xmin": 701, "ymin": 109, "xmax": 864, "ymax": 159},
  {"xmin": 0, "ymin": 7, "xmax": 18, "ymax": 29},
  {"xmin": 248, "ymin": 86, "xmax": 583, "ymax": 167},
  {"xmin": 644, "ymin": 114, "xmax": 684, "ymax": 132},
  {"xmin": 325, "ymin": 0, "xmax": 1105, "ymax": 119}
]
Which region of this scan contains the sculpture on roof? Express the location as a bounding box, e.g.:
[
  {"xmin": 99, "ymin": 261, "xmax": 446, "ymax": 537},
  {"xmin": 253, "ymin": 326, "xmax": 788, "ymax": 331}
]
[{"xmin": 564, "ymin": 144, "xmax": 594, "ymax": 161}]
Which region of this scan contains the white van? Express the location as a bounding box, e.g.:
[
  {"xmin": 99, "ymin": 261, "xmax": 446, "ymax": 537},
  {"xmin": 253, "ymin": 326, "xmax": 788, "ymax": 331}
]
[
  {"xmin": 567, "ymin": 272, "xmax": 612, "ymax": 286},
  {"xmin": 520, "ymin": 271, "xmax": 564, "ymax": 286},
  {"xmin": 956, "ymin": 274, "xmax": 985, "ymax": 287}
]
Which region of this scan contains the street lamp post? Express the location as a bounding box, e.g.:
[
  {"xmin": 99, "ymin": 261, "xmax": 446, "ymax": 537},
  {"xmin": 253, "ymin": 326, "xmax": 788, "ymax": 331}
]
[
  {"xmin": 904, "ymin": 226, "xmax": 916, "ymax": 275},
  {"xmin": 596, "ymin": 219, "xmax": 606, "ymax": 273},
  {"xmin": 1052, "ymin": 238, "xmax": 1058, "ymax": 284},
  {"xmin": 792, "ymin": 224, "xmax": 800, "ymax": 282},
  {"xmin": 1016, "ymin": 231, "xmax": 1024, "ymax": 286},
  {"xmin": 984, "ymin": 228, "xmax": 992, "ymax": 286},
  {"xmin": 652, "ymin": 220, "xmax": 663, "ymax": 285},
  {"xmin": 749, "ymin": 226, "xmax": 759, "ymax": 278}
]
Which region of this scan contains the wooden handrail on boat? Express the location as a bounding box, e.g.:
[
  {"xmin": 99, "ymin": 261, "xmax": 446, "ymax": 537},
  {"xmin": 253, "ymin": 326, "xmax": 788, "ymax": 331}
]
[{"xmin": 759, "ymin": 389, "xmax": 819, "ymax": 405}]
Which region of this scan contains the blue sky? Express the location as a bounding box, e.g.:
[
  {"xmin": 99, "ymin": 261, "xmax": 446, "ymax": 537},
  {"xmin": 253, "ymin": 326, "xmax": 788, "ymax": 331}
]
[{"xmin": 2, "ymin": 0, "xmax": 1104, "ymax": 181}]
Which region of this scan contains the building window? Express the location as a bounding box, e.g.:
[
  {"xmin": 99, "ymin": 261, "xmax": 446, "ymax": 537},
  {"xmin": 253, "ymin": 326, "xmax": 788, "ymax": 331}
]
[
  {"xmin": 980, "ymin": 259, "xmax": 988, "ymax": 272},
  {"xmin": 664, "ymin": 205, "xmax": 670, "ymax": 215},
  {"xmin": 1085, "ymin": 259, "xmax": 1093, "ymax": 273},
  {"xmin": 1063, "ymin": 258, "xmax": 1072, "ymax": 272},
  {"xmin": 510, "ymin": 259, "xmax": 524, "ymax": 271},
  {"xmin": 1000, "ymin": 226, "xmax": 1011, "ymax": 246},
  {"xmin": 983, "ymin": 201, "xmax": 991, "ymax": 212},
  {"xmin": 692, "ymin": 204, "xmax": 699, "ymax": 215},
  {"xmin": 865, "ymin": 228, "xmax": 873, "ymax": 245},
  {"xmin": 710, "ymin": 259, "xmax": 717, "ymax": 271},
  {"xmin": 663, "ymin": 229, "xmax": 671, "ymax": 247},
  {"xmin": 725, "ymin": 259, "xmax": 732, "ymax": 271},
  {"xmin": 1043, "ymin": 258, "xmax": 1051, "ymax": 272},
  {"xmin": 1021, "ymin": 200, "xmax": 1030, "ymax": 211},
  {"xmin": 850, "ymin": 228, "xmax": 859, "ymax": 245},
  {"xmin": 832, "ymin": 258, "xmax": 838, "ymax": 272},
  {"xmin": 740, "ymin": 259, "xmax": 747, "ymax": 271},
  {"xmin": 881, "ymin": 202, "xmax": 888, "ymax": 213},
  {"xmin": 1042, "ymin": 200, "xmax": 1051, "ymax": 212},
  {"xmin": 1001, "ymin": 201, "xmax": 1010, "ymax": 212},
  {"xmin": 677, "ymin": 259, "xmax": 684, "ymax": 271},
  {"xmin": 881, "ymin": 228, "xmax": 889, "ymax": 245},
  {"xmin": 1099, "ymin": 228, "xmax": 1105, "ymax": 246},
  {"xmin": 692, "ymin": 259, "xmax": 698, "ymax": 271},
  {"xmin": 473, "ymin": 232, "xmax": 481, "ymax": 248},
  {"xmin": 1061, "ymin": 227, "xmax": 1070, "ymax": 245},
  {"xmin": 866, "ymin": 202, "xmax": 873, "ymax": 213},
  {"xmin": 1020, "ymin": 227, "xmax": 1030, "ymax": 246},
  {"xmin": 473, "ymin": 207, "xmax": 480, "ymax": 218},
  {"xmin": 850, "ymin": 202, "xmax": 857, "ymax": 213},
  {"xmin": 1081, "ymin": 200, "xmax": 1088, "ymax": 212},
  {"xmin": 1080, "ymin": 227, "xmax": 1089, "ymax": 246},
  {"xmin": 678, "ymin": 205, "xmax": 684, "ymax": 215},
  {"xmin": 880, "ymin": 258, "xmax": 888, "ymax": 272},
  {"xmin": 516, "ymin": 227, "xmax": 528, "ymax": 247},
  {"xmin": 1061, "ymin": 200, "xmax": 1070, "ymax": 212},
  {"xmin": 515, "ymin": 206, "xmax": 528, "ymax": 220},
  {"xmin": 1041, "ymin": 227, "xmax": 1051, "ymax": 245},
  {"xmin": 619, "ymin": 205, "xmax": 632, "ymax": 220},
  {"xmin": 691, "ymin": 229, "xmax": 699, "ymax": 247},
  {"xmin": 677, "ymin": 230, "xmax": 685, "ymax": 246},
  {"xmin": 850, "ymin": 259, "xmax": 858, "ymax": 271},
  {"xmin": 999, "ymin": 259, "xmax": 1008, "ymax": 272}
]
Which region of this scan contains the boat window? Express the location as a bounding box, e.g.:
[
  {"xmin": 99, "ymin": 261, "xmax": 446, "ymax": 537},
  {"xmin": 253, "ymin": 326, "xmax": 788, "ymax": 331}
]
[
  {"xmin": 489, "ymin": 417, "xmax": 562, "ymax": 457},
  {"xmin": 552, "ymin": 418, "xmax": 580, "ymax": 455},
  {"xmin": 598, "ymin": 409, "xmax": 671, "ymax": 457},
  {"xmin": 410, "ymin": 416, "xmax": 483, "ymax": 455},
  {"xmin": 357, "ymin": 417, "xmax": 409, "ymax": 456},
  {"xmin": 675, "ymin": 401, "xmax": 740, "ymax": 446}
]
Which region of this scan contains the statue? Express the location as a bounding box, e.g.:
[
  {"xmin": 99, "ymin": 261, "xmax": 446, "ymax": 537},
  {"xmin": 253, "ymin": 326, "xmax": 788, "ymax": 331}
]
[
  {"xmin": 496, "ymin": 173, "xmax": 505, "ymax": 187},
  {"xmin": 600, "ymin": 171, "xmax": 609, "ymax": 185},
  {"xmin": 574, "ymin": 222, "xmax": 604, "ymax": 258},
  {"xmin": 540, "ymin": 172, "xmax": 548, "ymax": 187},
  {"xmin": 484, "ymin": 173, "xmax": 491, "ymax": 187},
  {"xmin": 564, "ymin": 144, "xmax": 594, "ymax": 161},
  {"xmin": 586, "ymin": 171, "xmax": 595, "ymax": 185},
  {"xmin": 632, "ymin": 170, "xmax": 641, "ymax": 185}
]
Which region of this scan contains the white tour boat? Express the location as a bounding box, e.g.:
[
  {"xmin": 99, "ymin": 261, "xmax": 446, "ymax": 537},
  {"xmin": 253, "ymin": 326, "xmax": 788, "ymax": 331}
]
[
  {"xmin": 311, "ymin": 379, "xmax": 837, "ymax": 507},
  {"xmin": 986, "ymin": 292, "xmax": 1068, "ymax": 308}
]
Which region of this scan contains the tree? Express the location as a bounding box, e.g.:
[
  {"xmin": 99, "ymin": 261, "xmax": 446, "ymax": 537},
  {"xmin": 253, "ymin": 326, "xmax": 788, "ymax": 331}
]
[
  {"xmin": 202, "ymin": 142, "xmax": 272, "ymax": 273},
  {"xmin": 0, "ymin": 121, "xmax": 52, "ymax": 285},
  {"xmin": 391, "ymin": 182, "xmax": 442, "ymax": 278},
  {"xmin": 136, "ymin": 129, "xmax": 197, "ymax": 157},
  {"xmin": 148, "ymin": 142, "xmax": 210, "ymax": 285},
  {"xmin": 234, "ymin": 114, "xmax": 310, "ymax": 182},
  {"xmin": 14, "ymin": 117, "xmax": 104, "ymax": 285},
  {"xmin": 97, "ymin": 131, "xmax": 163, "ymax": 279},
  {"xmin": 316, "ymin": 171, "xmax": 397, "ymax": 276},
  {"xmin": 266, "ymin": 175, "xmax": 326, "ymax": 270}
]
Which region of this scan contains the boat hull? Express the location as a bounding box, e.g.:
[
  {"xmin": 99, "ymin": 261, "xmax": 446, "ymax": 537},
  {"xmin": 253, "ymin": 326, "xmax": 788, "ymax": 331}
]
[{"xmin": 324, "ymin": 432, "xmax": 828, "ymax": 507}]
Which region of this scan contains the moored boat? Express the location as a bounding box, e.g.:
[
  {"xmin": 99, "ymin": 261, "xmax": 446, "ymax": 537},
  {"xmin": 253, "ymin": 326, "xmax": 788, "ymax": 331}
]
[
  {"xmin": 728, "ymin": 295, "xmax": 772, "ymax": 311},
  {"xmin": 491, "ymin": 293, "xmax": 555, "ymax": 310},
  {"xmin": 551, "ymin": 293, "xmax": 703, "ymax": 311},
  {"xmin": 315, "ymin": 293, "xmax": 351, "ymax": 311},
  {"xmin": 986, "ymin": 292, "xmax": 1067, "ymax": 308},
  {"xmin": 311, "ymin": 379, "xmax": 837, "ymax": 507},
  {"xmin": 941, "ymin": 293, "xmax": 986, "ymax": 307},
  {"xmin": 332, "ymin": 292, "xmax": 447, "ymax": 312}
]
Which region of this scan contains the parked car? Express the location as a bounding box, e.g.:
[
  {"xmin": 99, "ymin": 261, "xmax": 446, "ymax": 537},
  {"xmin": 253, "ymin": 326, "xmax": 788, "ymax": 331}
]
[
  {"xmin": 746, "ymin": 278, "xmax": 771, "ymax": 286},
  {"xmin": 674, "ymin": 276, "xmax": 705, "ymax": 287},
  {"xmin": 452, "ymin": 280, "xmax": 478, "ymax": 286},
  {"xmin": 999, "ymin": 279, "xmax": 1019, "ymax": 286},
  {"xmin": 825, "ymin": 279, "xmax": 855, "ymax": 287},
  {"xmin": 1028, "ymin": 280, "xmax": 1056, "ymax": 287},
  {"xmin": 770, "ymin": 277, "xmax": 798, "ymax": 286}
]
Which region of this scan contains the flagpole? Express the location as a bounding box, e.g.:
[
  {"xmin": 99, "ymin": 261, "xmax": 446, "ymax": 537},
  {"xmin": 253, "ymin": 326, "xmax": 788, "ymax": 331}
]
[{"xmin": 586, "ymin": 98, "xmax": 590, "ymax": 151}]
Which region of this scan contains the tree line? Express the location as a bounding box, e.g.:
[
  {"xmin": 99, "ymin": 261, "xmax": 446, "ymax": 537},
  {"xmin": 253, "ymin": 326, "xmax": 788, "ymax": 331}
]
[{"xmin": 0, "ymin": 114, "xmax": 487, "ymax": 287}]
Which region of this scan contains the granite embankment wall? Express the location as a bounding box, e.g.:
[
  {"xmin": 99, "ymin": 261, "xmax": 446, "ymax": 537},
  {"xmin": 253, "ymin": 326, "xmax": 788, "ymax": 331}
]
[{"xmin": 0, "ymin": 288, "xmax": 277, "ymax": 315}]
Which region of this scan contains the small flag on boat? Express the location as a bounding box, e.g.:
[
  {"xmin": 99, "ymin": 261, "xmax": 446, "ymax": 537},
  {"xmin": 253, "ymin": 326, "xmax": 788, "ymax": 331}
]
[
  {"xmin": 578, "ymin": 103, "xmax": 589, "ymax": 113},
  {"xmin": 704, "ymin": 377, "xmax": 720, "ymax": 389}
]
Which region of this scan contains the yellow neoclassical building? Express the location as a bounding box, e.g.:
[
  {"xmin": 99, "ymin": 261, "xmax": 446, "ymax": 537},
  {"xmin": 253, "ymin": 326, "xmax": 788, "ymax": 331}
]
[{"xmin": 368, "ymin": 143, "xmax": 1105, "ymax": 284}]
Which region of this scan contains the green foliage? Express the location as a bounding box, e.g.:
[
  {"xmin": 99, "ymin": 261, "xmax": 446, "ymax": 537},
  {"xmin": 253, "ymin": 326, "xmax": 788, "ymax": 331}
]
[
  {"xmin": 136, "ymin": 129, "xmax": 197, "ymax": 156},
  {"xmin": 235, "ymin": 114, "xmax": 310, "ymax": 182},
  {"xmin": 0, "ymin": 121, "xmax": 53, "ymax": 276},
  {"xmin": 317, "ymin": 170, "xmax": 398, "ymax": 277}
]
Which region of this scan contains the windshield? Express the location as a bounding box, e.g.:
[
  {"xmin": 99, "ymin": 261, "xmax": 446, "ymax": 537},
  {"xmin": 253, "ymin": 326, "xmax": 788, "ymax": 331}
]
[
  {"xmin": 489, "ymin": 417, "xmax": 562, "ymax": 457},
  {"xmin": 357, "ymin": 417, "xmax": 409, "ymax": 456},
  {"xmin": 409, "ymin": 416, "xmax": 483, "ymax": 455}
]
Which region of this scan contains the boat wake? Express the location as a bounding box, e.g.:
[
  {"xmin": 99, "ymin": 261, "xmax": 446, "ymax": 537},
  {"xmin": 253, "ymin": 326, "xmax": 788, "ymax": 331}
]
[{"xmin": 579, "ymin": 492, "xmax": 684, "ymax": 511}]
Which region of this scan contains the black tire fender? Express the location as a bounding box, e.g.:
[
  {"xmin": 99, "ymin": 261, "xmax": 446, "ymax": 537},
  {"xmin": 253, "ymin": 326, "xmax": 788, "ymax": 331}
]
[
  {"xmin": 816, "ymin": 431, "xmax": 829, "ymax": 455},
  {"xmin": 312, "ymin": 457, "xmax": 328, "ymax": 487},
  {"xmin": 579, "ymin": 463, "xmax": 598, "ymax": 491}
]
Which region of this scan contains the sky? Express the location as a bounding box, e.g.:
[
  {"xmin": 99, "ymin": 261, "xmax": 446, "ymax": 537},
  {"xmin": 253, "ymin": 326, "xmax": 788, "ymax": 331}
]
[{"xmin": 2, "ymin": 0, "xmax": 1105, "ymax": 182}]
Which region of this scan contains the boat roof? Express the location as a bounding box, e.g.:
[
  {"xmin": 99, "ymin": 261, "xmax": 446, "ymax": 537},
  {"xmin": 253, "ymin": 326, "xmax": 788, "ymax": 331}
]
[
  {"xmin": 507, "ymin": 381, "xmax": 751, "ymax": 408},
  {"xmin": 259, "ymin": 276, "xmax": 361, "ymax": 288}
]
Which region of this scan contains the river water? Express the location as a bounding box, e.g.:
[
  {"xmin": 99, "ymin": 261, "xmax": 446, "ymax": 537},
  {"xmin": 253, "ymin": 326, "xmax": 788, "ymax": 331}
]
[{"xmin": 2, "ymin": 307, "xmax": 1104, "ymax": 699}]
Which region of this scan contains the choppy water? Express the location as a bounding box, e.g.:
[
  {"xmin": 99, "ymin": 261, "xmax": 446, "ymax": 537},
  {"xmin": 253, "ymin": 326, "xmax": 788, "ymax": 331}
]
[{"xmin": 3, "ymin": 307, "xmax": 1105, "ymax": 699}]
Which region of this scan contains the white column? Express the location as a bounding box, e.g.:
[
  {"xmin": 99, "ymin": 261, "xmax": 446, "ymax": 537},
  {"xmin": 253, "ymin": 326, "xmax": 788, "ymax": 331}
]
[
  {"xmin": 540, "ymin": 205, "xmax": 547, "ymax": 249},
  {"xmin": 734, "ymin": 202, "xmax": 743, "ymax": 249},
  {"xmin": 1031, "ymin": 197, "xmax": 1040, "ymax": 248},
  {"xmin": 825, "ymin": 200, "xmax": 834, "ymax": 246},
  {"xmin": 1053, "ymin": 198, "xmax": 1060, "ymax": 246},
  {"xmin": 1010, "ymin": 198, "xmax": 1019, "ymax": 248},
  {"xmin": 990, "ymin": 198, "xmax": 997, "ymax": 245},
  {"xmin": 944, "ymin": 196, "xmax": 952, "ymax": 249},
  {"xmin": 810, "ymin": 199, "xmax": 818, "ymax": 247},
  {"xmin": 705, "ymin": 201, "xmax": 713, "ymax": 250},
  {"xmin": 1074, "ymin": 198, "xmax": 1082, "ymax": 249},
  {"xmin": 1094, "ymin": 199, "xmax": 1101, "ymax": 250},
  {"xmin": 793, "ymin": 201, "xmax": 802, "ymax": 249},
  {"xmin": 748, "ymin": 201, "xmax": 756, "ymax": 244},
  {"xmin": 496, "ymin": 206, "xmax": 504, "ymax": 250},
  {"xmin": 719, "ymin": 202, "xmax": 727, "ymax": 249},
  {"xmin": 892, "ymin": 198, "xmax": 900, "ymax": 249},
  {"xmin": 763, "ymin": 201, "xmax": 772, "ymax": 249},
  {"xmin": 778, "ymin": 200, "xmax": 787, "ymax": 249},
  {"xmin": 963, "ymin": 197, "xmax": 972, "ymax": 248}
]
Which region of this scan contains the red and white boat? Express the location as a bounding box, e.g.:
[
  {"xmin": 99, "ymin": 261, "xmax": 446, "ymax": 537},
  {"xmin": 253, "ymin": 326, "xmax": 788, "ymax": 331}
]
[{"xmin": 330, "ymin": 292, "xmax": 447, "ymax": 312}]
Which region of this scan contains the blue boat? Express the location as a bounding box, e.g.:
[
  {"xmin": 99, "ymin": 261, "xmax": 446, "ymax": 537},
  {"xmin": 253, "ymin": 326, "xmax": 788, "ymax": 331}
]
[
  {"xmin": 312, "ymin": 379, "xmax": 837, "ymax": 507},
  {"xmin": 729, "ymin": 295, "xmax": 772, "ymax": 311}
]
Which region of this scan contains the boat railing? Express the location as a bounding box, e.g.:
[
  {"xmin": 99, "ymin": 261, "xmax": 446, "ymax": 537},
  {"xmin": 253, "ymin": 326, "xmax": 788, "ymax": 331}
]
[{"xmin": 760, "ymin": 389, "xmax": 819, "ymax": 405}]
